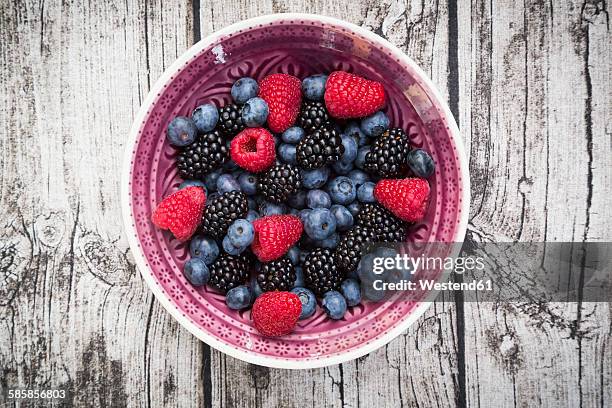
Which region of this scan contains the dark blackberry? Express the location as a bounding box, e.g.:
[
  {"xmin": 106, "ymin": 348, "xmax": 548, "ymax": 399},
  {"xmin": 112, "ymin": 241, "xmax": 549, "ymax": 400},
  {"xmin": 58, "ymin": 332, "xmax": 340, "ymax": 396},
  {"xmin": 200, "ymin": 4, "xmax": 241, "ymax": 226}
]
[
  {"xmin": 177, "ymin": 130, "xmax": 228, "ymax": 179},
  {"xmin": 257, "ymin": 164, "xmax": 302, "ymax": 204},
  {"xmin": 334, "ymin": 226, "xmax": 378, "ymax": 273},
  {"xmin": 303, "ymin": 248, "xmax": 344, "ymax": 296},
  {"xmin": 208, "ymin": 252, "xmax": 251, "ymax": 293},
  {"xmin": 296, "ymin": 101, "xmax": 330, "ymax": 133},
  {"xmin": 356, "ymin": 203, "xmax": 408, "ymax": 242},
  {"xmin": 364, "ymin": 128, "xmax": 411, "ymax": 178},
  {"xmin": 257, "ymin": 257, "xmax": 296, "ymax": 292},
  {"xmin": 218, "ymin": 103, "xmax": 245, "ymax": 137},
  {"xmin": 201, "ymin": 191, "xmax": 249, "ymax": 239},
  {"xmin": 295, "ymin": 126, "xmax": 344, "ymax": 170}
]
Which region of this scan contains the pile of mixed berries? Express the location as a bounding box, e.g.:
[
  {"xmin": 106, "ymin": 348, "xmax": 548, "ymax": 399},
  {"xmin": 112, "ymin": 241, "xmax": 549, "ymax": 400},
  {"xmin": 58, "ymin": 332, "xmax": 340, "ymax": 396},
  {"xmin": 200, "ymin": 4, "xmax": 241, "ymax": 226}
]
[{"xmin": 152, "ymin": 71, "xmax": 435, "ymax": 337}]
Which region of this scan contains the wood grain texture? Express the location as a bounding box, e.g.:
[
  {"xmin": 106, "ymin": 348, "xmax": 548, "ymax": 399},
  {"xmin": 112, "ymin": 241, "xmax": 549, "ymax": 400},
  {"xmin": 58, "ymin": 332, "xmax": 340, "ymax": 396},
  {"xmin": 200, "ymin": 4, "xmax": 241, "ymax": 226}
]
[{"xmin": 0, "ymin": 0, "xmax": 609, "ymax": 407}]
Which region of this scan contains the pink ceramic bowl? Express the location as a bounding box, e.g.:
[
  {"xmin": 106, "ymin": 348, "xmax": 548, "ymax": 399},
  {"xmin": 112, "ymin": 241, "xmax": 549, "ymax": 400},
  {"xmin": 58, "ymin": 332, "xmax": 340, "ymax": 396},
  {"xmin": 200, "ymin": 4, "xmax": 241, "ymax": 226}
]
[{"xmin": 122, "ymin": 14, "xmax": 469, "ymax": 369}]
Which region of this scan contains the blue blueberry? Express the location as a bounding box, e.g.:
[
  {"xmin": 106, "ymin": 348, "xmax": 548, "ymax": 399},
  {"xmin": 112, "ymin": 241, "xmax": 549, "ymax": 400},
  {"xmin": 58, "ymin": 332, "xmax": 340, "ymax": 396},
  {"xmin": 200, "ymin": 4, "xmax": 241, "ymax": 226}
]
[
  {"xmin": 360, "ymin": 111, "xmax": 390, "ymax": 138},
  {"xmin": 250, "ymin": 275, "xmax": 264, "ymax": 298},
  {"xmin": 241, "ymin": 97, "xmax": 269, "ymax": 127},
  {"xmin": 307, "ymin": 189, "xmax": 332, "ymax": 209},
  {"xmin": 179, "ymin": 180, "xmax": 206, "ymax": 191},
  {"xmin": 204, "ymin": 170, "xmax": 221, "ymax": 192},
  {"xmin": 189, "ymin": 236, "xmax": 219, "ymax": 265},
  {"xmin": 192, "ymin": 103, "xmax": 219, "ymax": 133},
  {"xmin": 322, "ymin": 290, "xmax": 347, "ymax": 320},
  {"xmin": 355, "ymin": 146, "xmax": 371, "ymax": 169},
  {"xmin": 228, "ymin": 219, "xmax": 254, "ymax": 248},
  {"xmin": 293, "ymin": 267, "xmax": 305, "ymax": 288},
  {"xmin": 348, "ymin": 169, "xmax": 370, "ymax": 189},
  {"xmin": 247, "ymin": 197, "xmax": 257, "ymax": 210},
  {"xmin": 340, "ymin": 134, "xmax": 358, "ymax": 164},
  {"xmin": 341, "ymin": 279, "xmax": 361, "ymax": 306},
  {"xmin": 301, "ymin": 74, "xmax": 328, "ymax": 101},
  {"xmin": 291, "ymin": 287, "xmax": 317, "ymax": 319},
  {"xmin": 259, "ymin": 201, "xmax": 286, "ymax": 216},
  {"xmin": 304, "ymin": 208, "xmax": 336, "ymax": 240},
  {"xmin": 246, "ymin": 210, "xmax": 260, "ymax": 223},
  {"xmin": 222, "ymin": 235, "xmax": 246, "ymax": 255},
  {"xmin": 278, "ymin": 143, "xmax": 297, "ymax": 164},
  {"xmin": 184, "ymin": 258, "xmax": 209, "ymax": 286},
  {"xmin": 301, "ymin": 167, "xmax": 330, "ymax": 189},
  {"xmin": 407, "ymin": 149, "xmax": 435, "ymax": 178},
  {"xmin": 167, "ymin": 116, "xmax": 197, "ymax": 147},
  {"xmin": 282, "ymin": 126, "xmax": 305, "ymax": 144},
  {"xmin": 357, "ymin": 181, "xmax": 376, "ymax": 203},
  {"xmin": 299, "ymin": 250, "xmax": 310, "ymax": 264},
  {"xmin": 217, "ymin": 174, "xmax": 240, "ymax": 193},
  {"xmin": 299, "ymin": 209, "xmax": 312, "ymax": 223},
  {"xmin": 347, "ymin": 202, "xmax": 361, "ymax": 217},
  {"xmin": 287, "ymin": 246, "xmax": 300, "ymax": 265},
  {"xmin": 238, "ymin": 173, "xmax": 258, "ymax": 195},
  {"xmin": 288, "ymin": 208, "xmax": 301, "ymax": 217},
  {"xmin": 345, "ymin": 121, "xmax": 368, "ymax": 146},
  {"xmin": 231, "ymin": 77, "xmax": 259, "ymax": 104},
  {"xmin": 362, "ymin": 283, "xmax": 386, "ymax": 302},
  {"xmin": 272, "ymin": 134, "xmax": 280, "ymax": 146},
  {"xmin": 317, "ymin": 233, "xmax": 339, "ymax": 249},
  {"xmin": 287, "ymin": 190, "xmax": 307, "ymax": 209},
  {"xmin": 327, "ymin": 176, "xmax": 356, "ymax": 205},
  {"xmin": 207, "ymin": 192, "xmax": 220, "ymax": 202},
  {"xmin": 330, "ymin": 205, "xmax": 354, "ymax": 231},
  {"xmin": 332, "ymin": 160, "xmax": 354, "ymax": 175},
  {"xmin": 226, "ymin": 285, "xmax": 253, "ymax": 310},
  {"xmin": 231, "ymin": 169, "xmax": 244, "ymax": 180},
  {"xmin": 224, "ymin": 159, "xmax": 239, "ymax": 171}
]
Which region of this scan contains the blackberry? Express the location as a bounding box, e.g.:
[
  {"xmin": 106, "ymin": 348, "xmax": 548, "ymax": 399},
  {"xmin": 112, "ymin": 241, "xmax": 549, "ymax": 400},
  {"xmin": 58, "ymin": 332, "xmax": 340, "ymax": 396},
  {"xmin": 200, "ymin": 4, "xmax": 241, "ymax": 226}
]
[
  {"xmin": 208, "ymin": 252, "xmax": 251, "ymax": 293},
  {"xmin": 218, "ymin": 103, "xmax": 245, "ymax": 136},
  {"xmin": 334, "ymin": 226, "xmax": 377, "ymax": 273},
  {"xmin": 364, "ymin": 128, "xmax": 411, "ymax": 178},
  {"xmin": 356, "ymin": 203, "xmax": 407, "ymax": 242},
  {"xmin": 201, "ymin": 191, "xmax": 249, "ymax": 239},
  {"xmin": 257, "ymin": 164, "xmax": 302, "ymax": 204},
  {"xmin": 296, "ymin": 101, "xmax": 330, "ymax": 133},
  {"xmin": 257, "ymin": 257, "xmax": 296, "ymax": 292},
  {"xmin": 303, "ymin": 248, "xmax": 344, "ymax": 296},
  {"xmin": 177, "ymin": 130, "xmax": 228, "ymax": 179},
  {"xmin": 296, "ymin": 126, "xmax": 344, "ymax": 170}
]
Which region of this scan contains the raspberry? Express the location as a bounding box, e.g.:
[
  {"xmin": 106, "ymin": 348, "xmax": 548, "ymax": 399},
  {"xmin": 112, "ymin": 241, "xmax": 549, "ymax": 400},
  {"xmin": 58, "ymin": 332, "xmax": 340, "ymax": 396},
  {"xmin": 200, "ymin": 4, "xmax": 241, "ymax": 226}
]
[
  {"xmin": 151, "ymin": 187, "xmax": 206, "ymax": 241},
  {"xmin": 373, "ymin": 178, "xmax": 430, "ymax": 222},
  {"xmin": 258, "ymin": 74, "xmax": 302, "ymax": 133},
  {"xmin": 324, "ymin": 71, "xmax": 385, "ymax": 119},
  {"xmin": 251, "ymin": 215, "xmax": 303, "ymax": 262},
  {"xmin": 252, "ymin": 291, "xmax": 302, "ymax": 337},
  {"xmin": 230, "ymin": 128, "xmax": 276, "ymax": 173}
]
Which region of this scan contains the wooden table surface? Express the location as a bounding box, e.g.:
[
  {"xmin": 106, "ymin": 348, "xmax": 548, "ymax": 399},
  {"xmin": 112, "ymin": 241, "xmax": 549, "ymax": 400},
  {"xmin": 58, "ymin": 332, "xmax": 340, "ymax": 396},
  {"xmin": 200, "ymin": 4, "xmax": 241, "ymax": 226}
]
[{"xmin": 0, "ymin": 0, "xmax": 610, "ymax": 407}]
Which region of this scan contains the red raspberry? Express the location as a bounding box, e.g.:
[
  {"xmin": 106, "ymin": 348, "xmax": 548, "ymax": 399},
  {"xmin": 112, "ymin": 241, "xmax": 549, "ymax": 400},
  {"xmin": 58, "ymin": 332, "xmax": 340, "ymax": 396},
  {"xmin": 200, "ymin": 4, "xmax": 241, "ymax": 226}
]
[
  {"xmin": 258, "ymin": 74, "xmax": 302, "ymax": 133},
  {"xmin": 373, "ymin": 178, "xmax": 430, "ymax": 222},
  {"xmin": 251, "ymin": 215, "xmax": 303, "ymax": 262},
  {"xmin": 324, "ymin": 71, "xmax": 385, "ymax": 119},
  {"xmin": 151, "ymin": 186, "xmax": 206, "ymax": 241},
  {"xmin": 252, "ymin": 291, "xmax": 302, "ymax": 337},
  {"xmin": 230, "ymin": 128, "xmax": 276, "ymax": 173}
]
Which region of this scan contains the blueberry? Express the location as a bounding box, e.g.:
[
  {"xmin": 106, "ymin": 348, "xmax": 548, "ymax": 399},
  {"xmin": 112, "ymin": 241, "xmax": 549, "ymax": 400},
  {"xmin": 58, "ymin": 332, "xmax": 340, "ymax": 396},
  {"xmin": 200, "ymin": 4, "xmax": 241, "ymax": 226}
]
[
  {"xmin": 341, "ymin": 279, "xmax": 361, "ymax": 306},
  {"xmin": 207, "ymin": 192, "xmax": 220, "ymax": 202},
  {"xmin": 348, "ymin": 170, "xmax": 370, "ymax": 189},
  {"xmin": 407, "ymin": 149, "xmax": 435, "ymax": 178},
  {"xmin": 184, "ymin": 258, "xmax": 209, "ymax": 286},
  {"xmin": 288, "ymin": 208, "xmax": 301, "ymax": 217},
  {"xmin": 272, "ymin": 134, "xmax": 280, "ymax": 146},
  {"xmin": 317, "ymin": 233, "xmax": 339, "ymax": 249},
  {"xmin": 362, "ymin": 282, "xmax": 386, "ymax": 302},
  {"xmin": 191, "ymin": 103, "xmax": 219, "ymax": 133},
  {"xmin": 222, "ymin": 235, "xmax": 246, "ymax": 255},
  {"xmin": 287, "ymin": 246, "xmax": 300, "ymax": 265},
  {"xmin": 301, "ymin": 74, "xmax": 328, "ymax": 101},
  {"xmin": 231, "ymin": 77, "xmax": 259, "ymax": 104},
  {"xmin": 287, "ymin": 190, "xmax": 307, "ymax": 209},
  {"xmin": 167, "ymin": 116, "xmax": 197, "ymax": 147},
  {"xmin": 189, "ymin": 236, "xmax": 219, "ymax": 265},
  {"xmin": 330, "ymin": 205, "xmax": 354, "ymax": 231},
  {"xmin": 242, "ymin": 97, "xmax": 269, "ymax": 127},
  {"xmin": 332, "ymin": 160, "xmax": 354, "ymax": 175},
  {"xmin": 293, "ymin": 267, "xmax": 305, "ymax": 288},
  {"xmin": 226, "ymin": 285, "xmax": 253, "ymax": 310},
  {"xmin": 238, "ymin": 173, "xmax": 258, "ymax": 195},
  {"xmin": 299, "ymin": 209, "xmax": 312, "ymax": 223},
  {"xmin": 231, "ymin": 169, "xmax": 244, "ymax": 180},
  {"xmin": 301, "ymin": 167, "xmax": 330, "ymax": 189},
  {"xmin": 217, "ymin": 174, "xmax": 240, "ymax": 193},
  {"xmin": 259, "ymin": 201, "xmax": 286, "ymax": 216},
  {"xmin": 355, "ymin": 146, "xmax": 371, "ymax": 169},
  {"xmin": 291, "ymin": 287, "xmax": 317, "ymax": 319},
  {"xmin": 345, "ymin": 121, "xmax": 368, "ymax": 146},
  {"xmin": 307, "ymin": 189, "xmax": 332, "ymax": 209},
  {"xmin": 347, "ymin": 202, "xmax": 361, "ymax": 217},
  {"xmin": 278, "ymin": 143, "xmax": 297, "ymax": 164},
  {"xmin": 327, "ymin": 176, "xmax": 356, "ymax": 205},
  {"xmin": 246, "ymin": 210, "xmax": 260, "ymax": 223},
  {"xmin": 228, "ymin": 219, "xmax": 254, "ymax": 248},
  {"xmin": 304, "ymin": 208, "xmax": 336, "ymax": 240},
  {"xmin": 282, "ymin": 126, "xmax": 305, "ymax": 144},
  {"xmin": 360, "ymin": 111, "xmax": 390, "ymax": 138},
  {"xmin": 299, "ymin": 250, "xmax": 310, "ymax": 264},
  {"xmin": 179, "ymin": 180, "xmax": 207, "ymax": 191},
  {"xmin": 250, "ymin": 275, "xmax": 264, "ymax": 298},
  {"xmin": 322, "ymin": 290, "xmax": 347, "ymax": 320},
  {"xmin": 247, "ymin": 197, "xmax": 257, "ymax": 210},
  {"xmin": 204, "ymin": 170, "xmax": 222, "ymax": 192},
  {"xmin": 340, "ymin": 134, "xmax": 358, "ymax": 164},
  {"xmin": 224, "ymin": 159, "xmax": 239, "ymax": 171},
  {"xmin": 357, "ymin": 181, "xmax": 376, "ymax": 203}
]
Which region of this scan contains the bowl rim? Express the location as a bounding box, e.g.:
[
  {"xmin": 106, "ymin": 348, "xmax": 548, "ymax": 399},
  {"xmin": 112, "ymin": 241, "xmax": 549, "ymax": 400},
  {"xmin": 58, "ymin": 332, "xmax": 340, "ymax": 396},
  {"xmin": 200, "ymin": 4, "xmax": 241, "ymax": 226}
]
[{"xmin": 121, "ymin": 13, "xmax": 470, "ymax": 369}]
